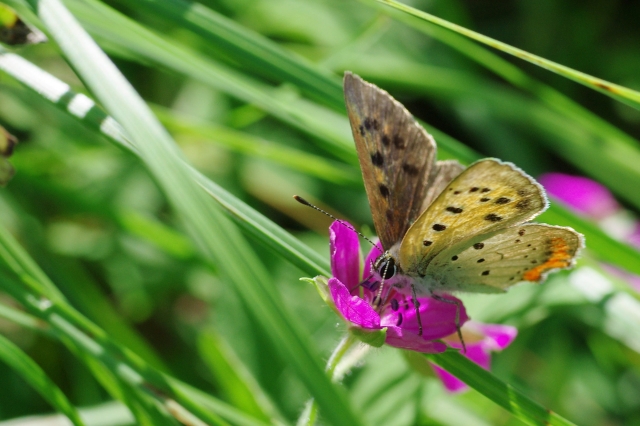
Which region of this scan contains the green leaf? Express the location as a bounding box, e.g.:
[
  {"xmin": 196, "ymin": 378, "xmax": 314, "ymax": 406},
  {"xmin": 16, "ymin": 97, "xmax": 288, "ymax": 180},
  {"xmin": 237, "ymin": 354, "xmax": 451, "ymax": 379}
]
[
  {"xmin": 368, "ymin": 0, "xmax": 640, "ymax": 110},
  {"xmin": 198, "ymin": 329, "xmax": 284, "ymax": 424},
  {"xmin": 350, "ymin": 326, "xmax": 387, "ymax": 348},
  {"xmin": 427, "ymin": 350, "xmax": 577, "ymax": 426},
  {"xmin": 155, "ymin": 106, "xmax": 360, "ymax": 185},
  {"xmin": 110, "ymin": 0, "xmax": 344, "ymax": 109},
  {"xmin": 0, "ymin": 332, "xmax": 85, "ymax": 426},
  {"xmin": 66, "ymin": 0, "xmax": 356, "ymax": 162},
  {"xmin": 19, "ymin": 0, "xmax": 361, "ymax": 424}
]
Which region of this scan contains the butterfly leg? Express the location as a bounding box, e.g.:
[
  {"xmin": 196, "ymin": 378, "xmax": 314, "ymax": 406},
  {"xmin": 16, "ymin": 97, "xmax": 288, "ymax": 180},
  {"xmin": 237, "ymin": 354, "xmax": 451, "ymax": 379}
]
[
  {"xmin": 410, "ymin": 284, "xmax": 423, "ymax": 336},
  {"xmin": 429, "ymin": 292, "xmax": 466, "ymax": 353}
]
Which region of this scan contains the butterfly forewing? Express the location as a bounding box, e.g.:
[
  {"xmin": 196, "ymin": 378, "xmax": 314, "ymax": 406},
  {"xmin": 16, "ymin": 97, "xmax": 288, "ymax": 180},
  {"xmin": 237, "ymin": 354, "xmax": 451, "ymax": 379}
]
[
  {"xmin": 399, "ymin": 159, "xmax": 548, "ymax": 276},
  {"xmin": 344, "ymin": 72, "xmax": 437, "ymax": 250},
  {"xmin": 426, "ymin": 224, "xmax": 583, "ymax": 292}
]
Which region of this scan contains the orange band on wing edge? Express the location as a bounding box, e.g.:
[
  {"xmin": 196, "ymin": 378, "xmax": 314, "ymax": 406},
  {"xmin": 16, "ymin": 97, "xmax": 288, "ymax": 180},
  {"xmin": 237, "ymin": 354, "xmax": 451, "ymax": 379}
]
[{"xmin": 523, "ymin": 237, "xmax": 574, "ymax": 282}]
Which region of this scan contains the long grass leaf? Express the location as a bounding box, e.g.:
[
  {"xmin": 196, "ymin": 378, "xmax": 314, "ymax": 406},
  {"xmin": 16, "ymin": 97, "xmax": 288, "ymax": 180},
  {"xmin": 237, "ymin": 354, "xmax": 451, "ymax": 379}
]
[
  {"xmin": 19, "ymin": 0, "xmax": 361, "ymax": 424},
  {"xmin": 368, "ymin": 0, "xmax": 640, "ymax": 110},
  {"xmin": 0, "ymin": 332, "xmax": 85, "ymax": 426},
  {"xmin": 111, "ymin": 0, "xmax": 344, "ymax": 108},
  {"xmin": 427, "ymin": 351, "xmax": 577, "ymax": 426},
  {"xmin": 0, "ymin": 46, "xmax": 331, "ymax": 276}
]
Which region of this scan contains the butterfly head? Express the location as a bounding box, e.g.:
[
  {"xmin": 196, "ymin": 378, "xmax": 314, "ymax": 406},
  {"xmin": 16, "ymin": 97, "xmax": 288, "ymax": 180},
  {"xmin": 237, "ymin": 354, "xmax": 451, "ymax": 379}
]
[{"xmin": 373, "ymin": 252, "xmax": 397, "ymax": 280}]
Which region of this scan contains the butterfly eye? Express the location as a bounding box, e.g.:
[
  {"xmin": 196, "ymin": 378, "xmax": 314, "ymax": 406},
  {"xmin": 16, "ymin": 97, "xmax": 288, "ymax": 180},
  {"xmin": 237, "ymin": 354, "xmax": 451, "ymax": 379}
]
[{"xmin": 377, "ymin": 257, "xmax": 397, "ymax": 280}]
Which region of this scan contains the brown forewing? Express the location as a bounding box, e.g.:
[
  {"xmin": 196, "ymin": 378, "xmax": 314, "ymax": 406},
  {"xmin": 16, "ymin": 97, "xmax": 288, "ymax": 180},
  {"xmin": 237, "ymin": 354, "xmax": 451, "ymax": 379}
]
[{"xmin": 344, "ymin": 72, "xmax": 437, "ymax": 250}]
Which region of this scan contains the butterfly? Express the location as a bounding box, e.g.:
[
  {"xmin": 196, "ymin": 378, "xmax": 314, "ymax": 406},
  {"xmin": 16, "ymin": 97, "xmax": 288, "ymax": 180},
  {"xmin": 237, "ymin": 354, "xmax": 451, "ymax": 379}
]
[{"xmin": 343, "ymin": 72, "xmax": 583, "ymax": 334}]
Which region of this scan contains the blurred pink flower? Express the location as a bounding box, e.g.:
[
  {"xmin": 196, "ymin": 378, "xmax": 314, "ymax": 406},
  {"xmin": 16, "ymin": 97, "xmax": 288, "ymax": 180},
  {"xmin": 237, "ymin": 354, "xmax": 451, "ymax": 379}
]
[{"xmin": 538, "ymin": 173, "xmax": 619, "ymax": 220}]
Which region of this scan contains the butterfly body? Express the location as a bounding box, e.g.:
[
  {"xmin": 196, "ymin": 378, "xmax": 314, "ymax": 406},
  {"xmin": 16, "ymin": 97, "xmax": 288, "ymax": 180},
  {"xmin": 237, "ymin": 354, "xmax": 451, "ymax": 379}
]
[{"xmin": 344, "ymin": 72, "xmax": 583, "ymax": 300}]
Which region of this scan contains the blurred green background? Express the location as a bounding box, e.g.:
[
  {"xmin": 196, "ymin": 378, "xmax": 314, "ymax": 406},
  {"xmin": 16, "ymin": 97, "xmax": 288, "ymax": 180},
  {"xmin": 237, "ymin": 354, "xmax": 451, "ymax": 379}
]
[{"xmin": 0, "ymin": 0, "xmax": 640, "ymax": 425}]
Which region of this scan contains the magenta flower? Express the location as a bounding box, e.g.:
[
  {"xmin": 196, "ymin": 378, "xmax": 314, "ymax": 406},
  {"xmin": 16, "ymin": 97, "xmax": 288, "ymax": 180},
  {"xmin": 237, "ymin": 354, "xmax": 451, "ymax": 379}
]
[
  {"xmin": 538, "ymin": 173, "xmax": 619, "ymax": 220},
  {"xmin": 327, "ymin": 221, "xmax": 469, "ymax": 353},
  {"xmin": 431, "ymin": 322, "xmax": 518, "ymax": 393}
]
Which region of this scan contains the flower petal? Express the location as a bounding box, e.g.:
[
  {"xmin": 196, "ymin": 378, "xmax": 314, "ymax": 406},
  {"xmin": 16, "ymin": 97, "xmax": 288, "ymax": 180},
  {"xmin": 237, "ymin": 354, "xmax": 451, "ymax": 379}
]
[
  {"xmin": 363, "ymin": 241, "xmax": 385, "ymax": 280},
  {"xmin": 432, "ymin": 364, "xmax": 468, "ymax": 393},
  {"xmin": 385, "ymin": 326, "xmax": 448, "ymax": 353},
  {"xmin": 329, "ymin": 221, "xmax": 362, "ymax": 289},
  {"xmin": 474, "ymin": 323, "xmax": 518, "ymax": 351},
  {"xmin": 539, "ymin": 173, "xmax": 618, "ymax": 220},
  {"xmin": 381, "ymin": 294, "xmax": 468, "ymax": 340},
  {"xmin": 328, "ymin": 277, "xmax": 380, "ymax": 329},
  {"xmin": 432, "ymin": 345, "xmax": 489, "ymax": 393}
]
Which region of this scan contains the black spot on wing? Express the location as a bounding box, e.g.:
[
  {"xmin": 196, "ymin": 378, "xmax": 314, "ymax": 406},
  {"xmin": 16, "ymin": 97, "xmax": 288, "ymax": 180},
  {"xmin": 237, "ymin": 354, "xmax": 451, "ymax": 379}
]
[
  {"xmin": 392, "ymin": 134, "xmax": 406, "ymax": 149},
  {"xmin": 423, "ymin": 240, "xmax": 433, "ymax": 246},
  {"xmin": 402, "ymin": 163, "xmax": 420, "ymax": 176},
  {"xmin": 381, "ymin": 134, "xmax": 390, "ymax": 146},
  {"xmin": 481, "ymin": 270, "xmax": 490, "ymax": 276},
  {"xmin": 446, "ymin": 206, "xmax": 463, "ymax": 214},
  {"xmin": 379, "ymin": 184, "xmax": 390, "ymax": 198},
  {"xmin": 481, "ymin": 188, "xmax": 491, "ymax": 193},
  {"xmin": 494, "ymin": 197, "xmax": 511, "ymax": 205},
  {"xmin": 480, "ymin": 197, "xmax": 490, "ymax": 202},
  {"xmin": 473, "ymin": 243, "xmax": 484, "ymax": 249},
  {"xmin": 432, "ymin": 224, "xmax": 447, "ymax": 231},
  {"xmin": 484, "ymin": 213, "xmax": 502, "ymax": 222},
  {"xmin": 371, "ymin": 151, "xmax": 384, "ymax": 167},
  {"xmin": 358, "ymin": 125, "xmax": 365, "ymax": 136},
  {"xmin": 477, "ymin": 258, "xmax": 485, "ymax": 263},
  {"xmin": 518, "ymin": 229, "xmax": 526, "ymax": 236},
  {"xmin": 470, "ymin": 187, "xmax": 479, "ymax": 192},
  {"xmin": 451, "ymin": 255, "xmax": 458, "ymax": 261},
  {"xmin": 516, "ymin": 199, "xmax": 531, "ymax": 209}
]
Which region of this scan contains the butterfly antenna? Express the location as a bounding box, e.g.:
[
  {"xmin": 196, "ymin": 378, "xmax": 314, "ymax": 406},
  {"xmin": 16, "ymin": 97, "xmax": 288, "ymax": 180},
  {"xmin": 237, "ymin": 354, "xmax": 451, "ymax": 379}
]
[
  {"xmin": 373, "ymin": 259, "xmax": 390, "ymax": 307},
  {"xmin": 293, "ymin": 195, "xmax": 380, "ymax": 250}
]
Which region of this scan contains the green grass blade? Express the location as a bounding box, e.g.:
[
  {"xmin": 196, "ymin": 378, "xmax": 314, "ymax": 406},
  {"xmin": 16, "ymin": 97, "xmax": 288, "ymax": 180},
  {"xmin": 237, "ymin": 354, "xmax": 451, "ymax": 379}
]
[
  {"xmin": 111, "ymin": 0, "xmax": 344, "ymax": 108},
  {"xmin": 65, "ymin": 0, "xmax": 355, "ymax": 162},
  {"xmin": 369, "ymin": 0, "xmax": 640, "ymax": 110},
  {"xmin": 155, "ymin": 106, "xmax": 360, "ymax": 186},
  {"xmin": 427, "ymin": 351, "xmax": 577, "ymax": 426},
  {"xmin": 20, "ymin": 0, "xmax": 361, "ymax": 424},
  {"xmin": 198, "ymin": 329, "xmax": 284, "ymax": 424},
  {"xmin": 0, "ymin": 46, "xmax": 332, "ymax": 277},
  {"xmin": 0, "ymin": 332, "xmax": 86, "ymax": 426},
  {"xmin": 0, "ymin": 45, "xmax": 330, "ymax": 276}
]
